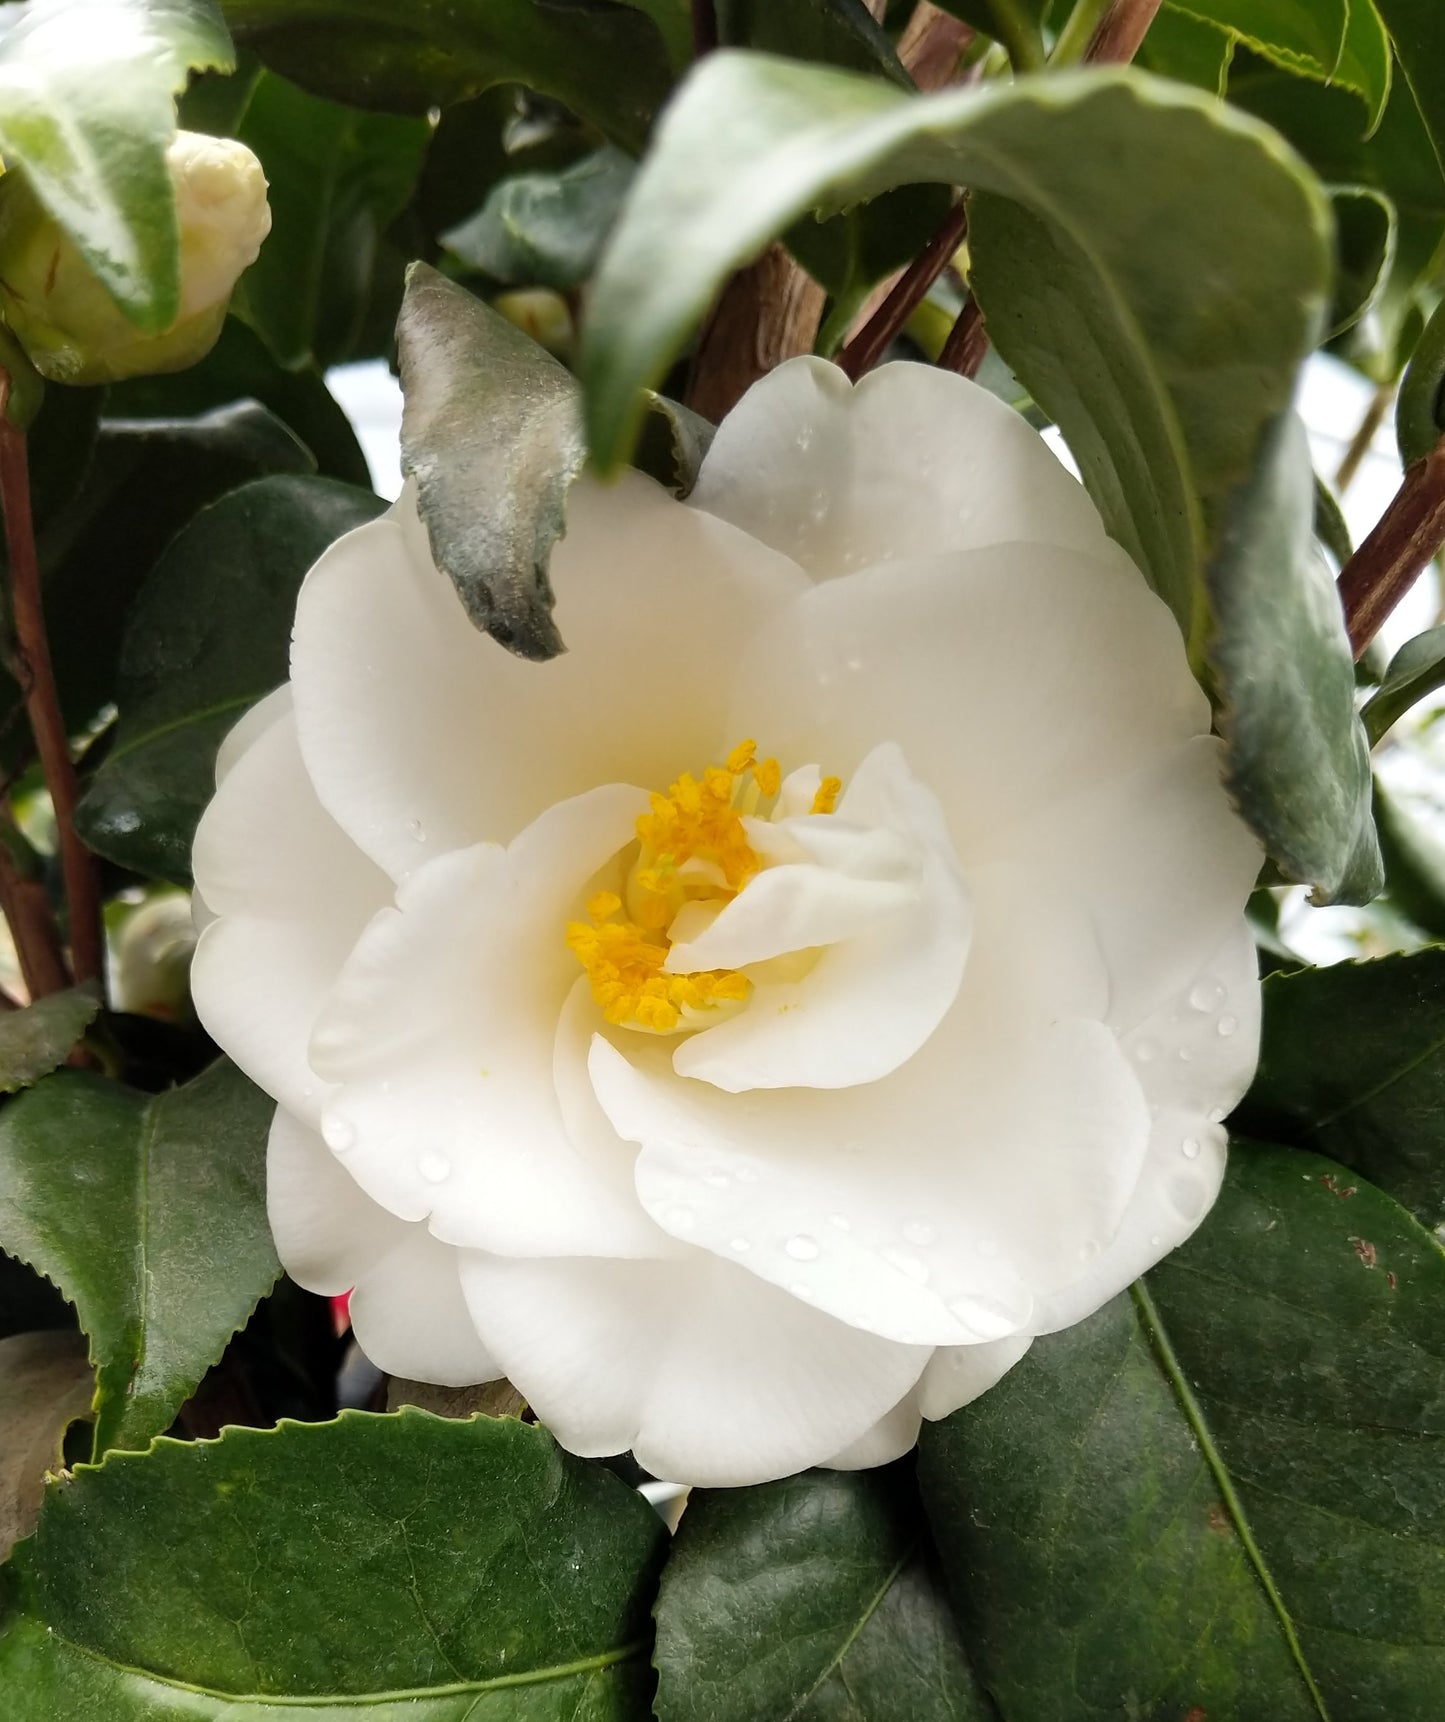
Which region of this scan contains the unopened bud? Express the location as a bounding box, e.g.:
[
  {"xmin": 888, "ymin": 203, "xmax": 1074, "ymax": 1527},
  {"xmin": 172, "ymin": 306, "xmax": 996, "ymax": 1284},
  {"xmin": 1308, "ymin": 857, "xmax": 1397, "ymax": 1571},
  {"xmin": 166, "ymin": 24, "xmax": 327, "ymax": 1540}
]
[{"xmin": 0, "ymin": 131, "xmax": 271, "ymax": 385}]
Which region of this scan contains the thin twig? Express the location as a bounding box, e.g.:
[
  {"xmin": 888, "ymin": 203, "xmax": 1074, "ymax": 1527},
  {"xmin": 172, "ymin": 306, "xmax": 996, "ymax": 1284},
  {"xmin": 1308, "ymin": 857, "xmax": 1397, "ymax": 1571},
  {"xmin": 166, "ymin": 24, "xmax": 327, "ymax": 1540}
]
[
  {"xmin": 685, "ymin": 244, "xmax": 827, "ymax": 422},
  {"xmin": 691, "ymin": 0, "xmax": 718, "ymax": 58},
  {"xmin": 1334, "ymin": 380, "xmax": 1394, "ymax": 495},
  {"xmin": 1085, "ymin": 0, "xmax": 1164, "ymax": 63},
  {"xmin": 0, "ymin": 824, "xmax": 69, "ymax": 1000},
  {"xmin": 1338, "ymin": 431, "xmax": 1445, "ymax": 658},
  {"xmin": 938, "ymin": 296, "xmax": 989, "ymax": 378},
  {"xmin": 897, "ymin": 2, "xmax": 975, "ymax": 87},
  {"xmin": 837, "ymin": 200, "xmax": 970, "ymax": 382},
  {"xmin": 0, "ymin": 376, "xmax": 103, "ymax": 988}
]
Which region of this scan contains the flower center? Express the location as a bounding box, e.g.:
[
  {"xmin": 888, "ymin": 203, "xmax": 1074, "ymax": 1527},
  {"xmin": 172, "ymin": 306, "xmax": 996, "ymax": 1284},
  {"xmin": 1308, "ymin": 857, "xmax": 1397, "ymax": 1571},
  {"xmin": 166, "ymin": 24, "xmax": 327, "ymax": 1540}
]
[{"xmin": 566, "ymin": 739, "xmax": 840, "ymax": 1034}]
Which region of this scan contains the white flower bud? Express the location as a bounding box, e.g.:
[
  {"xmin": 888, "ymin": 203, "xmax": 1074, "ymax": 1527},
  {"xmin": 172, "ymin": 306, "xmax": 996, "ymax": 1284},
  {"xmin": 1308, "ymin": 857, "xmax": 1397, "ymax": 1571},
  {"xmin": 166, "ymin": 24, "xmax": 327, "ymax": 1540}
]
[{"xmin": 0, "ymin": 131, "xmax": 271, "ymax": 385}]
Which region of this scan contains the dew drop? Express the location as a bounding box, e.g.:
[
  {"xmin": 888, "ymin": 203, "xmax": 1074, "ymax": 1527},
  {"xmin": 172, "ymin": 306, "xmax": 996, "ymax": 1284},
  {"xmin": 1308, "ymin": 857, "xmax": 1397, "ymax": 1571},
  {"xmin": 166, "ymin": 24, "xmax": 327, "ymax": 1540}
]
[
  {"xmin": 1133, "ymin": 1039, "xmax": 1157, "ymax": 1064},
  {"xmin": 785, "ymin": 1233, "xmax": 820, "ymax": 1262},
  {"xmin": 1188, "ymin": 978, "xmax": 1225, "ymax": 1013},
  {"xmin": 1217, "ymin": 1014, "xmax": 1238, "ymax": 1038},
  {"xmin": 729, "ymin": 1236, "xmax": 751, "ymax": 1253},
  {"xmin": 827, "ymin": 1213, "xmax": 852, "ymax": 1233},
  {"xmin": 704, "ymin": 1169, "xmax": 732, "ymax": 1189},
  {"xmin": 789, "ymin": 1282, "xmax": 816, "ymax": 1300},
  {"xmin": 322, "ymin": 1117, "xmax": 355, "ymax": 1153},
  {"xmin": 418, "ymin": 1151, "xmax": 450, "ymax": 1184},
  {"xmin": 407, "ymin": 817, "xmax": 426, "ymax": 844},
  {"xmin": 901, "ymin": 1220, "xmax": 937, "ymax": 1247},
  {"xmin": 1208, "ymin": 1106, "xmax": 1227, "ymax": 1123},
  {"xmin": 1078, "ymin": 1239, "xmax": 1100, "ymax": 1263},
  {"xmin": 1181, "ymin": 1137, "xmax": 1201, "ymax": 1160},
  {"xmin": 667, "ymin": 1204, "xmax": 696, "ymax": 1232},
  {"xmin": 1150, "ymin": 1233, "xmax": 1163, "ymax": 1249},
  {"xmin": 883, "ymin": 1245, "xmax": 930, "ymax": 1285}
]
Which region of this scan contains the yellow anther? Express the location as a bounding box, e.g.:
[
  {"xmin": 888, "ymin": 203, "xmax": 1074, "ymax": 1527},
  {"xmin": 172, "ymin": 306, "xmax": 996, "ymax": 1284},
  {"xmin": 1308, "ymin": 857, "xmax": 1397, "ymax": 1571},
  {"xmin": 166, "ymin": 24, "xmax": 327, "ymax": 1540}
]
[{"xmin": 567, "ymin": 739, "xmax": 842, "ymax": 1033}]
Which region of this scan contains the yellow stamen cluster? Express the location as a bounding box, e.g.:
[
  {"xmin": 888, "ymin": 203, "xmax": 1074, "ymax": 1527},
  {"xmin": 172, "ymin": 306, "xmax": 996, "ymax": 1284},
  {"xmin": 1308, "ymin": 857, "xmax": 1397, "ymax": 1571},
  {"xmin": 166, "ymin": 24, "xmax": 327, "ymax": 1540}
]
[
  {"xmin": 566, "ymin": 892, "xmax": 750, "ymax": 1033},
  {"xmin": 566, "ymin": 740, "xmax": 839, "ymax": 1034}
]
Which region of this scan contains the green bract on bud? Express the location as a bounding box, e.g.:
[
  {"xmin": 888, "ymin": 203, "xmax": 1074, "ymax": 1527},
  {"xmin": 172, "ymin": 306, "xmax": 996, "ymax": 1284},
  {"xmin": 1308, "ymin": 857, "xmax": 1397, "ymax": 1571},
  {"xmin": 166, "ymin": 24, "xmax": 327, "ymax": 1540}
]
[{"xmin": 0, "ymin": 131, "xmax": 272, "ymax": 385}]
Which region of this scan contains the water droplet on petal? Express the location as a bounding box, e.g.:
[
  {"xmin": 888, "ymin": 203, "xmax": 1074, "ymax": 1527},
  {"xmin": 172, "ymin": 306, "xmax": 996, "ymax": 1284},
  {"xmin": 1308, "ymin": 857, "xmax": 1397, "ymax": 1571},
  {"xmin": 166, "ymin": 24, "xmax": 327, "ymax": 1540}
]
[
  {"xmin": 1189, "ymin": 978, "xmax": 1225, "ymax": 1012},
  {"xmin": 789, "ymin": 1282, "xmax": 815, "ymax": 1299},
  {"xmin": 407, "ymin": 817, "xmax": 426, "ymax": 844},
  {"xmin": 901, "ymin": 1220, "xmax": 937, "ymax": 1247},
  {"xmin": 1133, "ymin": 1039, "xmax": 1157, "ymax": 1064},
  {"xmin": 1217, "ymin": 1014, "xmax": 1238, "ymax": 1037},
  {"xmin": 827, "ymin": 1213, "xmax": 851, "ymax": 1232},
  {"xmin": 729, "ymin": 1236, "xmax": 751, "ymax": 1253},
  {"xmin": 322, "ymin": 1117, "xmax": 355, "ymax": 1153},
  {"xmin": 785, "ymin": 1233, "xmax": 819, "ymax": 1262},
  {"xmin": 667, "ymin": 1204, "xmax": 696, "ymax": 1232},
  {"xmin": 1150, "ymin": 1233, "xmax": 1163, "ymax": 1249},
  {"xmin": 1177, "ymin": 1048, "xmax": 1193, "ymax": 1063},
  {"xmin": 418, "ymin": 1151, "xmax": 450, "ymax": 1184},
  {"xmin": 1208, "ymin": 1106, "xmax": 1227, "ymax": 1124},
  {"xmin": 704, "ymin": 1169, "xmax": 731, "ymax": 1189},
  {"xmin": 1181, "ymin": 1137, "xmax": 1201, "ymax": 1160}
]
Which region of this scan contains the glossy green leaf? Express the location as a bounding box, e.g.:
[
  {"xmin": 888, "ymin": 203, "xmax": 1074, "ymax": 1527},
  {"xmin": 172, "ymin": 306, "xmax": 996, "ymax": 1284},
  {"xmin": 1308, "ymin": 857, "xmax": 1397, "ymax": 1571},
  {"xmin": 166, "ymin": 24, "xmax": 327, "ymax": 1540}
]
[
  {"xmin": 107, "ymin": 313, "xmax": 372, "ymax": 487},
  {"xmin": 1241, "ymin": 950, "xmax": 1445, "ymax": 1228},
  {"xmin": 632, "ymin": 390, "xmax": 716, "ymax": 498},
  {"xmin": 76, "ymin": 474, "xmax": 383, "ymax": 883},
  {"xmin": 0, "ymin": 1411, "xmax": 667, "ymax": 1717},
  {"xmin": 0, "ymin": 1059, "xmax": 279, "ymax": 1456},
  {"xmin": 1165, "ymin": 0, "xmax": 1391, "ymax": 125},
  {"xmin": 0, "ymin": 0, "xmax": 233, "ymax": 329},
  {"xmin": 233, "ymin": 70, "xmax": 428, "ymax": 368},
  {"xmin": 919, "ymin": 1142, "xmax": 1445, "ymax": 1719},
  {"xmin": 717, "ymin": 0, "xmax": 910, "ymax": 85},
  {"xmin": 0, "ymin": 1331, "xmax": 91, "ymax": 1561},
  {"xmin": 1138, "ymin": 6, "xmax": 1233, "ymax": 94},
  {"xmin": 1328, "ymin": 185, "xmax": 1396, "ymax": 339},
  {"xmin": 397, "ymin": 263, "xmax": 583, "ymax": 660},
  {"xmin": 1375, "ymin": 779, "xmax": 1445, "ymax": 941},
  {"xmin": 653, "ymin": 1465, "xmax": 991, "ymax": 1721},
  {"xmin": 220, "ymin": 0, "xmax": 674, "ymax": 154},
  {"xmin": 582, "ymin": 55, "xmax": 1330, "ymax": 643},
  {"xmin": 1202, "ymin": 412, "xmax": 1380, "ymax": 903},
  {"xmin": 1362, "ymin": 624, "xmax": 1445, "ymax": 740},
  {"xmin": 0, "ymin": 986, "xmax": 100, "ymax": 1095},
  {"xmin": 443, "ymin": 146, "xmax": 635, "ymax": 292},
  {"xmin": 1372, "ymin": 0, "xmax": 1445, "ymax": 183},
  {"xmin": 1395, "ymin": 295, "xmax": 1445, "ymax": 465}
]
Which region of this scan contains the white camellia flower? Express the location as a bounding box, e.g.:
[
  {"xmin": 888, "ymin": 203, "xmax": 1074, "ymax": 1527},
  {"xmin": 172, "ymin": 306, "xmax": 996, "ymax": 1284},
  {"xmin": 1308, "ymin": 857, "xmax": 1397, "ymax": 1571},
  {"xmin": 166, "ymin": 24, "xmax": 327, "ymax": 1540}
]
[{"xmin": 192, "ymin": 357, "xmax": 1262, "ymax": 1487}]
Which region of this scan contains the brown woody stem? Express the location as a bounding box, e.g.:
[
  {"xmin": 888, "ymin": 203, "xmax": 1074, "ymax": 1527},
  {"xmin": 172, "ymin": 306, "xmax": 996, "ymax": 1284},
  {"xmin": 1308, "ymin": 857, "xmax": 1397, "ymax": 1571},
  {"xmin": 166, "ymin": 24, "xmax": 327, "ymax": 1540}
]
[
  {"xmin": 685, "ymin": 244, "xmax": 827, "ymax": 423},
  {"xmin": 837, "ymin": 199, "xmax": 970, "ymax": 382},
  {"xmin": 1085, "ymin": 0, "xmax": 1164, "ymax": 63},
  {"xmin": 1338, "ymin": 432, "xmax": 1445, "ymax": 659},
  {"xmin": 938, "ymin": 296, "xmax": 989, "ymax": 378},
  {"xmin": 0, "ymin": 814, "xmax": 69, "ymax": 1000},
  {"xmin": 0, "ymin": 377, "xmax": 103, "ymax": 988}
]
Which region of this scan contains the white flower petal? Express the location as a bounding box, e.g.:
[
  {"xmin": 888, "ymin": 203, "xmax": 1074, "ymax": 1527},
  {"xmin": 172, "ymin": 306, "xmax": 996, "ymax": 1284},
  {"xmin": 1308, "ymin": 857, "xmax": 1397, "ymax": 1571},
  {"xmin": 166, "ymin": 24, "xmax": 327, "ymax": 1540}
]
[
  {"xmin": 457, "ymin": 1249, "xmax": 929, "ymax": 1487},
  {"xmin": 690, "ymin": 357, "xmax": 1108, "ymax": 578},
  {"xmin": 266, "ymin": 1105, "xmax": 409, "ymax": 1296},
  {"xmin": 593, "ymin": 998, "xmax": 1150, "ymax": 1346},
  {"xmin": 916, "ymin": 1332, "xmax": 1033, "ymax": 1422},
  {"xmin": 290, "ymin": 476, "xmax": 808, "ymax": 881},
  {"xmin": 823, "ymin": 1397, "xmax": 923, "ymax": 1470},
  {"xmin": 671, "ymin": 744, "xmax": 971, "ymax": 1091},
  {"xmin": 191, "ymin": 707, "xmax": 390, "ymax": 1126},
  {"xmin": 1009, "ymin": 735, "xmax": 1262, "ymax": 1033},
  {"xmin": 1032, "ymin": 918, "xmax": 1262, "ymax": 1334},
  {"xmin": 349, "ymin": 1226, "xmax": 501, "ymax": 1388},
  {"xmin": 213, "ymin": 684, "xmax": 291, "ymax": 786},
  {"xmin": 726, "ymin": 543, "xmax": 1210, "ymax": 870},
  {"xmin": 308, "ymin": 786, "xmax": 671, "ymax": 1260}
]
